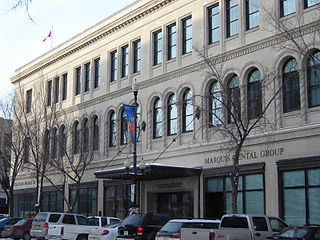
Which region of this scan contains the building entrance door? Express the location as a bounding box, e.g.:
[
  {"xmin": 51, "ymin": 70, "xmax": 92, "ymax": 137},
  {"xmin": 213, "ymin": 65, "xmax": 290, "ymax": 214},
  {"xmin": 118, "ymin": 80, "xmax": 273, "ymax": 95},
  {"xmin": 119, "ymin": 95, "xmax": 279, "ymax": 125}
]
[
  {"xmin": 156, "ymin": 192, "xmax": 193, "ymax": 218},
  {"xmin": 205, "ymin": 192, "xmax": 224, "ymax": 219}
]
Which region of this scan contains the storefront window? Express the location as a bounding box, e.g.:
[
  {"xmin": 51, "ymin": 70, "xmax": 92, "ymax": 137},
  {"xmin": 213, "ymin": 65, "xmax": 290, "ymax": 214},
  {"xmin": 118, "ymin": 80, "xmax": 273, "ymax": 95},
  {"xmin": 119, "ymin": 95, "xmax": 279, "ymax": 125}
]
[
  {"xmin": 42, "ymin": 190, "xmax": 64, "ymax": 212},
  {"xmin": 13, "ymin": 192, "xmax": 37, "ymax": 217},
  {"xmin": 281, "ymin": 168, "xmax": 320, "ymax": 225},
  {"xmin": 104, "ymin": 184, "xmax": 140, "ymax": 219},
  {"xmin": 157, "ymin": 192, "xmax": 193, "ymax": 218},
  {"xmin": 70, "ymin": 187, "xmax": 97, "ymax": 216},
  {"xmin": 206, "ymin": 173, "xmax": 264, "ymax": 219}
]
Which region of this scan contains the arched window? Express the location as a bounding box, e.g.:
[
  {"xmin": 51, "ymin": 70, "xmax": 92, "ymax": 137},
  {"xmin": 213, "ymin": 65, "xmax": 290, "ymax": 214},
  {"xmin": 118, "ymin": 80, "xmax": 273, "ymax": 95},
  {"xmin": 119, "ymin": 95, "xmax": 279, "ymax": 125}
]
[
  {"xmin": 92, "ymin": 116, "xmax": 99, "ymax": 151},
  {"xmin": 247, "ymin": 69, "xmax": 262, "ymax": 120},
  {"xmin": 121, "ymin": 109, "xmax": 128, "ymax": 145},
  {"xmin": 82, "ymin": 118, "xmax": 89, "ymax": 152},
  {"xmin": 228, "ymin": 76, "xmax": 240, "ymax": 123},
  {"xmin": 153, "ymin": 98, "xmax": 162, "ymax": 138},
  {"xmin": 60, "ymin": 125, "xmax": 67, "ymax": 157},
  {"xmin": 183, "ymin": 89, "xmax": 193, "ymax": 132},
  {"xmin": 167, "ymin": 94, "xmax": 177, "ymax": 135},
  {"xmin": 209, "ymin": 82, "xmax": 222, "ymax": 126},
  {"xmin": 51, "ymin": 128, "xmax": 58, "ymax": 159},
  {"xmin": 283, "ymin": 58, "xmax": 300, "ymax": 113},
  {"xmin": 73, "ymin": 121, "xmax": 80, "ymax": 154},
  {"xmin": 307, "ymin": 51, "xmax": 320, "ymax": 107},
  {"xmin": 109, "ymin": 111, "xmax": 116, "ymax": 147}
]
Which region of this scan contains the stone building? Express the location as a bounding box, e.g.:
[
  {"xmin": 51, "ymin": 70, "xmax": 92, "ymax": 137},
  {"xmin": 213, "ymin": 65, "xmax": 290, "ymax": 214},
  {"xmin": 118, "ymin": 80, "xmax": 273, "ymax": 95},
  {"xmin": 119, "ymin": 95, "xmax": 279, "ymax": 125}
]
[{"xmin": 11, "ymin": 0, "xmax": 320, "ymax": 226}]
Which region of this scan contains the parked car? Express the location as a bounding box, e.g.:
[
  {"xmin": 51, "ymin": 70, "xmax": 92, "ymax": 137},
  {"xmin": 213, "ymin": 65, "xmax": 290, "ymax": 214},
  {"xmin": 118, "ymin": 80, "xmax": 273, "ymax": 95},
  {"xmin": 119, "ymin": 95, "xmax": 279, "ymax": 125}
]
[
  {"xmin": 88, "ymin": 216, "xmax": 121, "ymax": 227},
  {"xmin": 9, "ymin": 218, "xmax": 33, "ymax": 240},
  {"xmin": 88, "ymin": 222, "xmax": 121, "ymax": 240},
  {"xmin": 0, "ymin": 217, "xmax": 23, "ymax": 236},
  {"xmin": 31, "ymin": 212, "xmax": 91, "ymax": 240},
  {"xmin": 46, "ymin": 213, "xmax": 92, "ymax": 240},
  {"xmin": 116, "ymin": 213, "xmax": 173, "ymax": 240},
  {"xmin": 208, "ymin": 214, "xmax": 288, "ymax": 240},
  {"xmin": 156, "ymin": 219, "xmax": 220, "ymax": 240},
  {"xmin": 267, "ymin": 225, "xmax": 320, "ymax": 240}
]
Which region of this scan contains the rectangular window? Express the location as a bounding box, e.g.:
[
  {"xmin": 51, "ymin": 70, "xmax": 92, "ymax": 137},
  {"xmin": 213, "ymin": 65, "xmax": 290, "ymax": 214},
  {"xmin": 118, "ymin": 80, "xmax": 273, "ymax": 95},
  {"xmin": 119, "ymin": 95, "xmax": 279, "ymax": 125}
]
[
  {"xmin": 280, "ymin": 0, "xmax": 296, "ymax": 17},
  {"xmin": 13, "ymin": 192, "xmax": 36, "ymax": 218},
  {"xmin": 167, "ymin": 24, "xmax": 177, "ymax": 60},
  {"xmin": 41, "ymin": 190, "xmax": 64, "ymax": 212},
  {"xmin": 110, "ymin": 50, "xmax": 117, "ymax": 82},
  {"xmin": 208, "ymin": 4, "xmax": 220, "ymax": 44},
  {"xmin": 62, "ymin": 73, "xmax": 68, "ymax": 101},
  {"xmin": 121, "ymin": 45, "xmax": 129, "ymax": 78},
  {"xmin": 54, "ymin": 77, "xmax": 59, "ymax": 103},
  {"xmin": 26, "ymin": 89, "xmax": 32, "ymax": 113},
  {"xmin": 206, "ymin": 173, "xmax": 264, "ymax": 219},
  {"xmin": 226, "ymin": 0, "xmax": 239, "ymax": 37},
  {"xmin": 84, "ymin": 62, "xmax": 90, "ymax": 92},
  {"xmin": 246, "ymin": 0, "xmax": 259, "ymax": 30},
  {"xmin": 304, "ymin": 0, "xmax": 320, "ymax": 8},
  {"xmin": 75, "ymin": 67, "xmax": 81, "ymax": 95},
  {"xmin": 281, "ymin": 168, "xmax": 320, "ymax": 226},
  {"xmin": 153, "ymin": 30, "xmax": 162, "ymax": 66},
  {"xmin": 94, "ymin": 58, "xmax": 100, "ymax": 88},
  {"xmin": 133, "ymin": 39, "xmax": 141, "ymax": 73},
  {"xmin": 182, "ymin": 16, "xmax": 192, "ymax": 54},
  {"xmin": 70, "ymin": 187, "xmax": 97, "ymax": 216},
  {"xmin": 104, "ymin": 184, "xmax": 140, "ymax": 219},
  {"xmin": 47, "ymin": 80, "xmax": 52, "ymax": 106}
]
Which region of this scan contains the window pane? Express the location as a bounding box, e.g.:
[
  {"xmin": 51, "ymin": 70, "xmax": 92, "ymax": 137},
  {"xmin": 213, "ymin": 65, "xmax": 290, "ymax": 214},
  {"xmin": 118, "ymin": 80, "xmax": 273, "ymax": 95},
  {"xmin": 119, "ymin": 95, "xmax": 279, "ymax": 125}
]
[
  {"xmin": 308, "ymin": 169, "xmax": 320, "ymax": 186},
  {"xmin": 207, "ymin": 178, "xmax": 223, "ymax": 192},
  {"xmin": 226, "ymin": 192, "xmax": 243, "ymax": 214},
  {"xmin": 246, "ymin": 174, "xmax": 263, "ymax": 190},
  {"xmin": 283, "ymin": 170, "xmax": 305, "ymax": 187},
  {"xmin": 308, "ymin": 187, "xmax": 320, "ymax": 224},
  {"xmin": 284, "ymin": 188, "xmax": 306, "ymax": 225},
  {"xmin": 282, "ymin": 0, "xmax": 296, "ymax": 16},
  {"xmin": 245, "ymin": 191, "xmax": 264, "ymax": 214}
]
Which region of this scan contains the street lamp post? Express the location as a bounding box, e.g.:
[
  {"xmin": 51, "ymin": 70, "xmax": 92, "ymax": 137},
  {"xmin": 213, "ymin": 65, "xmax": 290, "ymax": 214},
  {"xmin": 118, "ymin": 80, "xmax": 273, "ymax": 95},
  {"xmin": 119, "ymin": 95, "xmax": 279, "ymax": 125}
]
[{"xmin": 132, "ymin": 81, "xmax": 139, "ymax": 208}]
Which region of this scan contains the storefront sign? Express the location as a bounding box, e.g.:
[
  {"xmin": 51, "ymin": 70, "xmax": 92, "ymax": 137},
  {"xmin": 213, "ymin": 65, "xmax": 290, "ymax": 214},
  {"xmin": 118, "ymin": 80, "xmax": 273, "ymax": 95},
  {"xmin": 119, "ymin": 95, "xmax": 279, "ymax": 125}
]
[{"xmin": 205, "ymin": 147, "xmax": 285, "ymax": 165}]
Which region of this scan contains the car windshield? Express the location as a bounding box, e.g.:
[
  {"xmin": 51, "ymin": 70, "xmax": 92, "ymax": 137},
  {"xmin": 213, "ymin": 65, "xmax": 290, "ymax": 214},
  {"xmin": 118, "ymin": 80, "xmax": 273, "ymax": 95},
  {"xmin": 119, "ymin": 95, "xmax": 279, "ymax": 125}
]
[
  {"xmin": 160, "ymin": 222, "xmax": 183, "ymax": 232},
  {"xmin": 15, "ymin": 219, "xmax": 27, "ymax": 226},
  {"xmin": 280, "ymin": 227, "xmax": 310, "ymax": 238}
]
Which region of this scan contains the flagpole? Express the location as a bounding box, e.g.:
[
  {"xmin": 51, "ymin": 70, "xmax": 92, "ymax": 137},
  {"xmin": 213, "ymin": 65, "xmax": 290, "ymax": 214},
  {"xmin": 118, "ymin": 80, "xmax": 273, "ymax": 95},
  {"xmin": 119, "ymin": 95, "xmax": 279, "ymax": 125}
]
[{"xmin": 51, "ymin": 26, "xmax": 53, "ymax": 49}]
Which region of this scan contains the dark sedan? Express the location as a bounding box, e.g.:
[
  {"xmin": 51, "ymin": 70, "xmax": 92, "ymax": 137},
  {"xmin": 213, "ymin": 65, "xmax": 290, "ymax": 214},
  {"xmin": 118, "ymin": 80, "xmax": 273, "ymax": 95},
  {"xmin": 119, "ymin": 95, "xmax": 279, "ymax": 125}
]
[{"xmin": 268, "ymin": 225, "xmax": 320, "ymax": 240}]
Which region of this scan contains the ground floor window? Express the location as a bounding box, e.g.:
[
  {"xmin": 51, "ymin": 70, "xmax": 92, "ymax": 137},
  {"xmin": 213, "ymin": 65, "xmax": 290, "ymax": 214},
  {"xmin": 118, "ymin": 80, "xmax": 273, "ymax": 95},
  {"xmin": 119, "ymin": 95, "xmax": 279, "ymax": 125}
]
[
  {"xmin": 157, "ymin": 192, "xmax": 193, "ymax": 218},
  {"xmin": 280, "ymin": 168, "xmax": 320, "ymax": 225},
  {"xmin": 13, "ymin": 192, "xmax": 36, "ymax": 217},
  {"xmin": 206, "ymin": 173, "xmax": 265, "ymax": 219},
  {"xmin": 104, "ymin": 184, "xmax": 140, "ymax": 219},
  {"xmin": 41, "ymin": 190, "xmax": 64, "ymax": 212},
  {"xmin": 70, "ymin": 187, "xmax": 97, "ymax": 216}
]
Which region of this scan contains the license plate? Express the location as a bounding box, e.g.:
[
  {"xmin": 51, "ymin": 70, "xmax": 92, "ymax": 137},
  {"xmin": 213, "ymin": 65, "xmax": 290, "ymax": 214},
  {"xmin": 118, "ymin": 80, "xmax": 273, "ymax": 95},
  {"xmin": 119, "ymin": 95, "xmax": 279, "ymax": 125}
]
[{"xmin": 124, "ymin": 230, "xmax": 128, "ymax": 235}]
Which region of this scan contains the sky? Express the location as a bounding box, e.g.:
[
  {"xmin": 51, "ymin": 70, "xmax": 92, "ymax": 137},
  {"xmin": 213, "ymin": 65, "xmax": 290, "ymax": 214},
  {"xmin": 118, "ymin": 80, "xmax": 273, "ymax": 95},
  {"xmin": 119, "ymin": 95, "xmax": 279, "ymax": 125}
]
[{"xmin": 0, "ymin": 0, "xmax": 137, "ymax": 97}]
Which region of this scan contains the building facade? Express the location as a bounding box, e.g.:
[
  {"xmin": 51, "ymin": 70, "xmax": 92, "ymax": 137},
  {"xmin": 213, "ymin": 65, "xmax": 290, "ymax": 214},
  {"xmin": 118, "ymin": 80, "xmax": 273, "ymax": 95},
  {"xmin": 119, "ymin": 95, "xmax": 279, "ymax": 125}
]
[{"xmin": 11, "ymin": 0, "xmax": 320, "ymax": 226}]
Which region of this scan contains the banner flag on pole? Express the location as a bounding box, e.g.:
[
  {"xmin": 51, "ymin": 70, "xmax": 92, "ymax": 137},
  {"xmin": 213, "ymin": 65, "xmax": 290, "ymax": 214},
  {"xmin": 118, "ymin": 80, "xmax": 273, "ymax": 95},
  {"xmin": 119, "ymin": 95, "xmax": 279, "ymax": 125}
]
[
  {"xmin": 123, "ymin": 104, "xmax": 135, "ymax": 143},
  {"xmin": 42, "ymin": 31, "xmax": 52, "ymax": 42}
]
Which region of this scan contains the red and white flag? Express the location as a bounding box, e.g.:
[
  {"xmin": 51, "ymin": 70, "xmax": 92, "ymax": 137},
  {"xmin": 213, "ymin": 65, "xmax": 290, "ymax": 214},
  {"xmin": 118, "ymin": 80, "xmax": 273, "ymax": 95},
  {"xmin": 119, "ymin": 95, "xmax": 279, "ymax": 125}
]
[{"xmin": 42, "ymin": 31, "xmax": 52, "ymax": 42}]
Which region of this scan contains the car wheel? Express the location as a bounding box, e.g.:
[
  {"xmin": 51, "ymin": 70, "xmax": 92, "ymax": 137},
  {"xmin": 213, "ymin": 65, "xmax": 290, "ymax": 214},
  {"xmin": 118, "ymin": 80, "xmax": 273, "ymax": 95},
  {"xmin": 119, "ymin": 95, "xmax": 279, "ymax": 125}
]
[
  {"xmin": 77, "ymin": 235, "xmax": 88, "ymax": 240},
  {"xmin": 23, "ymin": 232, "xmax": 31, "ymax": 240}
]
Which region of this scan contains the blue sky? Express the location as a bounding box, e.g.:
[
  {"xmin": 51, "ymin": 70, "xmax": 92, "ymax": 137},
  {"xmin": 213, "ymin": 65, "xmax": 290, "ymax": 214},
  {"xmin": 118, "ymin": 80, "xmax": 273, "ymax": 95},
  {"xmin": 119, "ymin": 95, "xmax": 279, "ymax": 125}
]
[{"xmin": 0, "ymin": 0, "xmax": 136, "ymax": 97}]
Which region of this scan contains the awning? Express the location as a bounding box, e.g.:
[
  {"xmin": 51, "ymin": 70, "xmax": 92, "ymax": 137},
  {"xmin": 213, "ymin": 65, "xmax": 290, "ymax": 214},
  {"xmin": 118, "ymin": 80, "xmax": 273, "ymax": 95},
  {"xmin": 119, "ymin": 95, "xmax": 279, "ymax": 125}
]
[{"xmin": 94, "ymin": 164, "xmax": 202, "ymax": 181}]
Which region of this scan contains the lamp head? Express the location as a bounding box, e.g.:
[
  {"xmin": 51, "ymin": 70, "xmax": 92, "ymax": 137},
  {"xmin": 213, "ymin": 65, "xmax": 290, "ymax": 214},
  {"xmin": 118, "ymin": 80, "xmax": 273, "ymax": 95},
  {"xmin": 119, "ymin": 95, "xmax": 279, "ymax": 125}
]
[
  {"xmin": 132, "ymin": 80, "xmax": 139, "ymax": 93},
  {"xmin": 124, "ymin": 157, "xmax": 131, "ymax": 170}
]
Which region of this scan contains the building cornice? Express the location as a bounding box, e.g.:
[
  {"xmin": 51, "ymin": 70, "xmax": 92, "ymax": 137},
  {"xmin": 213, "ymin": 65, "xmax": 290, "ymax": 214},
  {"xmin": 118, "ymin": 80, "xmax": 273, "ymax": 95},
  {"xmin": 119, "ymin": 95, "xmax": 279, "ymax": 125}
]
[{"xmin": 11, "ymin": 0, "xmax": 176, "ymax": 83}]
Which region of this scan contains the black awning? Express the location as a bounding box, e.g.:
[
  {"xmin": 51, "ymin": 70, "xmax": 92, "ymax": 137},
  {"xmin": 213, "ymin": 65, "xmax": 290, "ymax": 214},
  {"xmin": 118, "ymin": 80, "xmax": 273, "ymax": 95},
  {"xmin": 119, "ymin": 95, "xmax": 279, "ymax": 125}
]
[{"xmin": 94, "ymin": 164, "xmax": 202, "ymax": 181}]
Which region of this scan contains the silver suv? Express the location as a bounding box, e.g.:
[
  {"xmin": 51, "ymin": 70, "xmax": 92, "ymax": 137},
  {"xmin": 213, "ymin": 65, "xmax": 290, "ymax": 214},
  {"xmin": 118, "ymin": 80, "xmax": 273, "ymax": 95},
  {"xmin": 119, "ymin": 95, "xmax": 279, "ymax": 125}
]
[{"xmin": 30, "ymin": 212, "xmax": 89, "ymax": 240}]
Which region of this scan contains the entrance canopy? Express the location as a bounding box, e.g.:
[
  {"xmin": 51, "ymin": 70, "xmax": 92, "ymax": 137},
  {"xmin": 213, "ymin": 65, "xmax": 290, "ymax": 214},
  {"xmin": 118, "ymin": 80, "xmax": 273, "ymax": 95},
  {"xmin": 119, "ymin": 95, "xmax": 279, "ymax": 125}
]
[{"xmin": 94, "ymin": 163, "xmax": 201, "ymax": 181}]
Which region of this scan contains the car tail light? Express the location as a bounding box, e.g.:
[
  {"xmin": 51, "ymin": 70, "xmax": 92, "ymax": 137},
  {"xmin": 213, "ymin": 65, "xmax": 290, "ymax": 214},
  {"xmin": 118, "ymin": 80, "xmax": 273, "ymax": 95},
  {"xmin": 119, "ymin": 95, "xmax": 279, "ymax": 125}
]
[
  {"xmin": 44, "ymin": 222, "xmax": 49, "ymax": 228},
  {"xmin": 61, "ymin": 226, "xmax": 64, "ymax": 236},
  {"xmin": 102, "ymin": 230, "xmax": 110, "ymax": 235},
  {"xmin": 137, "ymin": 227, "xmax": 145, "ymax": 236},
  {"xmin": 209, "ymin": 232, "xmax": 215, "ymax": 240},
  {"xmin": 156, "ymin": 232, "xmax": 160, "ymax": 237},
  {"xmin": 171, "ymin": 232, "xmax": 181, "ymax": 238}
]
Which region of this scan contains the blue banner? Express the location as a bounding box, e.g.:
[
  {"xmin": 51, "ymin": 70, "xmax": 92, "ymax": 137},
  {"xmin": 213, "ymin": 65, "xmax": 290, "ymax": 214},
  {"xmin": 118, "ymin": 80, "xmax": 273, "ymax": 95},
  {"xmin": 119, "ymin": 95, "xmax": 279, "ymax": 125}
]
[{"xmin": 123, "ymin": 104, "xmax": 135, "ymax": 143}]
